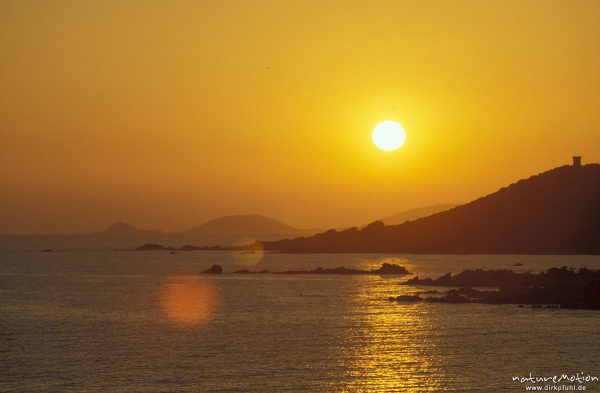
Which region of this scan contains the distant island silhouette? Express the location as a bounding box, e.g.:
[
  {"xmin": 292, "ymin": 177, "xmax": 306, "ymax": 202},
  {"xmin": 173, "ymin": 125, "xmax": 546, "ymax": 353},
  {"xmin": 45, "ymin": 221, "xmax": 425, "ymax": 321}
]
[
  {"xmin": 260, "ymin": 158, "xmax": 600, "ymax": 254},
  {"xmin": 95, "ymin": 214, "xmax": 317, "ymax": 237},
  {"xmin": 184, "ymin": 214, "xmax": 315, "ymax": 236},
  {"xmin": 97, "ymin": 220, "xmax": 162, "ymax": 235}
]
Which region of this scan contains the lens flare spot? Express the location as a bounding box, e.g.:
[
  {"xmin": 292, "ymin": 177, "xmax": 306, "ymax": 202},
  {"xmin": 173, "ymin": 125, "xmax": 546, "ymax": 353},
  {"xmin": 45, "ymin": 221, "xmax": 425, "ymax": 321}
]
[
  {"xmin": 232, "ymin": 237, "xmax": 265, "ymax": 267},
  {"xmin": 159, "ymin": 276, "xmax": 217, "ymax": 326}
]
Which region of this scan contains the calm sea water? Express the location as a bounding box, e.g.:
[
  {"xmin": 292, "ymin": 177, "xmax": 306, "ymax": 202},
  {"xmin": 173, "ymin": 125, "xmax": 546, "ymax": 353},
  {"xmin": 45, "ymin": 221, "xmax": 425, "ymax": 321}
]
[{"xmin": 1, "ymin": 235, "xmax": 599, "ymax": 392}]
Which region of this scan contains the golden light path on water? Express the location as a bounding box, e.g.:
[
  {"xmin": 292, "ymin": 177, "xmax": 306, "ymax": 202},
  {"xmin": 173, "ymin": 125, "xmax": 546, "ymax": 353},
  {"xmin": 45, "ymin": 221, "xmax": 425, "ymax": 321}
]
[
  {"xmin": 159, "ymin": 276, "xmax": 218, "ymax": 326},
  {"xmin": 336, "ymin": 260, "xmax": 446, "ymax": 392}
]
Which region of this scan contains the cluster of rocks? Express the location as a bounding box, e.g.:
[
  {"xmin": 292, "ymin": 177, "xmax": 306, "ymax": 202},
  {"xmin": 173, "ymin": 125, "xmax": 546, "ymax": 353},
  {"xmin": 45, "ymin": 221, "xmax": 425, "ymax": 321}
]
[{"xmin": 392, "ymin": 267, "xmax": 600, "ymax": 310}]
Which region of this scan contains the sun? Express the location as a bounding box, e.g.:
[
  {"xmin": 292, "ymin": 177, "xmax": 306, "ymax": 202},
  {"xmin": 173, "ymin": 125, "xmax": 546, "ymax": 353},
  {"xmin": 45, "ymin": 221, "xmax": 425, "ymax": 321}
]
[{"xmin": 372, "ymin": 120, "xmax": 406, "ymax": 151}]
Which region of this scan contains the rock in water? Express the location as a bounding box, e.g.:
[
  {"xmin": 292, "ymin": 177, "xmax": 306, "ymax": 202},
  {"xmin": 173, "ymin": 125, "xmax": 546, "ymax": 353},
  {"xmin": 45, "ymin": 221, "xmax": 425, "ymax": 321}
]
[
  {"xmin": 375, "ymin": 263, "xmax": 410, "ymax": 274},
  {"xmin": 202, "ymin": 265, "xmax": 223, "ymax": 274},
  {"xmin": 136, "ymin": 243, "xmax": 167, "ymax": 251}
]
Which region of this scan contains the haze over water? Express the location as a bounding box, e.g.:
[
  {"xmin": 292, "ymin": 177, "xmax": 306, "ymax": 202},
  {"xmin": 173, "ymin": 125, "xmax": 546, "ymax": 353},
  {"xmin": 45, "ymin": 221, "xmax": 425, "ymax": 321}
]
[{"xmin": 2, "ymin": 236, "xmax": 599, "ymax": 392}]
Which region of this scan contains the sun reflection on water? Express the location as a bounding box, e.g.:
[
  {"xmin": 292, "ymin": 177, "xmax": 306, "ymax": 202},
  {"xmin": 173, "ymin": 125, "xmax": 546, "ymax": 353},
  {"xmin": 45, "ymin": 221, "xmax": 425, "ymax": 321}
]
[{"xmin": 339, "ymin": 277, "xmax": 446, "ymax": 392}]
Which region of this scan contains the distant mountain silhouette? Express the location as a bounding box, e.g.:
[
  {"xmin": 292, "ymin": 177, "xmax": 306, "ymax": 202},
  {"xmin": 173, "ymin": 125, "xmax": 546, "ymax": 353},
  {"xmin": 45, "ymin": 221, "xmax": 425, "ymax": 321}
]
[
  {"xmin": 185, "ymin": 214, "xmax": 306, "ymax": 235},
  {"xmin": 98, "ymin": 220, "xmax": 162, "ymax": 235},
  {"xmin": 380, "ymin": 204, "xmax": 458, "ymax": 225},
  {"xmin": 263, "ymin": 160, "xmax": 600, "ymax": 254}
]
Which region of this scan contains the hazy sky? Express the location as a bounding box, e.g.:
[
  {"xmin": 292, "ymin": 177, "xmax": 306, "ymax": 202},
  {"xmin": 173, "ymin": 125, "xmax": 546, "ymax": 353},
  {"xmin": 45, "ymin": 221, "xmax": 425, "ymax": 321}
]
[{"xmin": 1, "ymin": 0, "xmax": 599, "ymax": 234}]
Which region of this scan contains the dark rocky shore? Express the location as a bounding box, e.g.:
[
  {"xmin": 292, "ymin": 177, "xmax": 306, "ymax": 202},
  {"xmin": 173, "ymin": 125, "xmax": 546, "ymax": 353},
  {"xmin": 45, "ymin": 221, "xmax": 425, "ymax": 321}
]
[
  {"xmin": 129, "ymin": 243, "xmax": 226, "ymax": 252},
  {"xmin": 394, "ymin": 267, "xmax": 600, "ymax": 310},
  {"xmin": 275, "ymin": 263, "xmax": 409, "ymax": 275},
  {"xmin": 199, "ymin": 263, "xmax": 409, "ymax": 275},
  {"xmin": 127, "ymin": 242, "xmax": 270, "ymax": 252}
]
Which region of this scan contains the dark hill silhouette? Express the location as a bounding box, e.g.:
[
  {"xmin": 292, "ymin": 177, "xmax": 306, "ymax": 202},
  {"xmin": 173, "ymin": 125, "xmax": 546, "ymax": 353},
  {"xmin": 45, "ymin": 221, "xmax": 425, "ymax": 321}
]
[
  {"xmin": 380, "ymin": 203, "xmax": 458, "ymax": 225},
  {"xmin": 186, "ymin": 214, "xmax": 305, "ymax": 235},
  {"xmin": 263, "ymin": 159, "xmax": 600, "ymax": 254},
  {"xmin": 98, "ymin": 220, "xmax": 162, "ymax": 235}
]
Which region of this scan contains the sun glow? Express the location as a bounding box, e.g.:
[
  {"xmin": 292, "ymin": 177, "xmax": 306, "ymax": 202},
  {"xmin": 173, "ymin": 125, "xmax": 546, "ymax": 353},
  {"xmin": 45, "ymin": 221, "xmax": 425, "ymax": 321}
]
[{"xmin": 372, "ymin": 121, "xmax": 406, "ymax": 151}]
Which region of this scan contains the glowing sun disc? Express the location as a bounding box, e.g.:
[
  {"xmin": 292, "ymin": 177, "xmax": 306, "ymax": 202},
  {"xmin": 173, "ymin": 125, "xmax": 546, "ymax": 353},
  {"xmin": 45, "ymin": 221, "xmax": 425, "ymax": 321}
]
[{"xmin": 372, "ymin": 121, "xmax": 406, "ymax": 151}]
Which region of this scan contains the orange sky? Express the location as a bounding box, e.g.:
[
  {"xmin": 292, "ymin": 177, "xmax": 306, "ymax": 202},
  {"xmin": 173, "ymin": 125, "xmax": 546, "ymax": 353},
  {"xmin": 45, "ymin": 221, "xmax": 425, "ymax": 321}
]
[{"xmin": 1, "ymin": 0, "xmax": 599, "ymax": 234}]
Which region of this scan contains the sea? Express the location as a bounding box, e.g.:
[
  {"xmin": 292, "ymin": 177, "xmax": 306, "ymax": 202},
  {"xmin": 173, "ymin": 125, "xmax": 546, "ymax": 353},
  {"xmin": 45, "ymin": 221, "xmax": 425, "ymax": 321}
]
[{"xmin": 1, "ymin": 234, "xmax": 599, "ymax": 392}]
